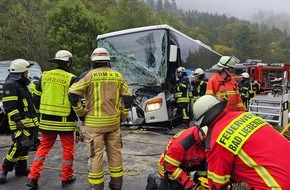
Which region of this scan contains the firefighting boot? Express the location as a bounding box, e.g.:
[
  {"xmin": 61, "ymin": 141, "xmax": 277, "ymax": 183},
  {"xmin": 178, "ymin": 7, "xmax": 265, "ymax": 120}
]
[
  {"xmin": 109, "ymin": 177, "xmax": 123, "ymax": 190},
  {"xmin": 61, "ymin": 175, "xmax": 76, "ymax": 187},
  {"xmin": 15, "ymin": 160, "xmax": 30, "ymax": 176},
  {"xmin": 146, "ymin": 173, "xmax": 161, "ymax": 190},
  {"xmin": 26, "ymin": 178, "xmax": 38, "ymax": 189},
  {"xmin": 0, "ymin": 170, "xmax": 8, "ymax": 184},
  {"xmin": 89, "ymin": 182, "xmax": 104, "ymax": 190}
]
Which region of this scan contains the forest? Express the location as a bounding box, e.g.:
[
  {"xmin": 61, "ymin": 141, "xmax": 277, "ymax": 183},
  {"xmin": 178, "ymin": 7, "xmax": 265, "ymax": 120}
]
[{"xmin": 0, "ymin": 0, "xmax": 290, "ymax": 75}]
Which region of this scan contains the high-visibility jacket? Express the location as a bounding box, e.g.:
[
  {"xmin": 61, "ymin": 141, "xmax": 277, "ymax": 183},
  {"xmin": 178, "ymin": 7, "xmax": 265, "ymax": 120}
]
[
  {"xmin": 33, "ymin": 69, "xmax": 77, "ymax": 132},
  {"xmin": 191, "ymin": 77, "xmax": 207, "ymax": 101},
  {"xmin": 2, "ymin": 74, "xmax": 39, "ymax": 131},
  {"xmin": 238, "ymin": 78, "xmax": 255, "ymax": 99},
  {"xmin": 206, "ymin": 111, "xmax": 290, "ymax": 189},
  {"xmin": 175, "ymin": 75, "xmax": 191, "ymax": 103},
  {"xmin": 158, "ymin": 127, "xmax": 206, "ymax": 187},
  {"xmin": 206, "ymin": 73, "xmax": 245, "ymax": 112},
  {"xmin": 68, "ymin": 66, "xmax": 132, "ymax": 127}
]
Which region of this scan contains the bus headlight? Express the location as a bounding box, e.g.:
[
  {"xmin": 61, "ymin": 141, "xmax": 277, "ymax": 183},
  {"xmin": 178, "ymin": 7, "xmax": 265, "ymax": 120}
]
[{"xmin": 145, "ymin": 98, "xmax": 162, "ymax": 112}]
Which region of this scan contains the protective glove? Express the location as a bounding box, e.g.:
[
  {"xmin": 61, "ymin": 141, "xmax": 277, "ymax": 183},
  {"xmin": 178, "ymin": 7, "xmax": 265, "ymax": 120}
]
[
  {"xmin": 184, "ymin": 180, "xmax": 196, "ymax": 190},
  {"xmin": 75, "ymin": 126, "xmax": 84, "ymax": 143},
  {"xmin": 17, "ymin": 134, "xmax": 32, "ymax": 149},
  {"xmin": 16, "ymin": 121, "xmax": 26, "ymax": 130}
]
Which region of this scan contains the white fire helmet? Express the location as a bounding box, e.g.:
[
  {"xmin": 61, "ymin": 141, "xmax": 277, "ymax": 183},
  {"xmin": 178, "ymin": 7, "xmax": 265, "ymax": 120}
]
[
  {"xmin": 177, "ymin": 66, "xmax": 186, "ymax": 73},
  {"xmin": 193, "ymin": 95, "xmax": 221, "ymax": 125},
  {"xmin": 9, "ymin": 59, "xmax": 31, "ymax": 73},
  {"xmin": 49, "ymin": 50, "xmax": 73, "ymax": 62},
  {"xmin": 215, "ymin": 56, "xmax": 240, "ymax": 69},
  {"xmin": 91, "ymin": 48, "xmax": 110, "ymax": 62},
  {"xmin": 194, "ymin": 68, "xmax": 205, "ymax": 76}
]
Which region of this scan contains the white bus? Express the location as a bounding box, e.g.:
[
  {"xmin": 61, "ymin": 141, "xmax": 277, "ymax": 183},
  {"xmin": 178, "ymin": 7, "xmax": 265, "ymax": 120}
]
[{"xmin": 97, "ymin": 24, "xmax": 221, "ymax": 128}]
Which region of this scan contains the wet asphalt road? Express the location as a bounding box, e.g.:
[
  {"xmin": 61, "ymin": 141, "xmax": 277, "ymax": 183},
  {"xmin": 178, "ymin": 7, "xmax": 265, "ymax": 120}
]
[{"xmin": 0, "ymin": 127, "xmax": 179, "ymax": 190}]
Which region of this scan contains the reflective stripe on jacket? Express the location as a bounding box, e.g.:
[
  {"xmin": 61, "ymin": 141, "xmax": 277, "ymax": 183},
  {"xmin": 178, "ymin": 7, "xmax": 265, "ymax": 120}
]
[
  {"xmin": 206, "ymin": 73, "xmax": 245, "ymax": 112},
  {"xmin": 206, "ymin": 112, "xmax": 290, "ymax": 189},
  {"xmin": 69, "ymin": 66, "xmax": 132, "ymax": 127},
  {"xmin": 33, "ymin": 69, "xmax": 77, "ymax": 132},
  {"xmin": 175, "ymin": 76, "xmax": 190, "ymax": 103},
  {"xmin": 158, "ymin": 127, "xmax": 205, "ymax": 186},
  {"xmin": 2, "ymin": 74, "xmax": 39, "ymax": 130},
  {"xmin": 39, "ymin": 69, "xmax": 75, "ymax": 116}
]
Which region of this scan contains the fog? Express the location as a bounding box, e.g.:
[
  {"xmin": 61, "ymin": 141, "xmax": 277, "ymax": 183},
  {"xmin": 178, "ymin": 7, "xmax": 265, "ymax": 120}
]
[{"xmin": 175, "ymin": 0, "xmax": 290, "ymax": 20}]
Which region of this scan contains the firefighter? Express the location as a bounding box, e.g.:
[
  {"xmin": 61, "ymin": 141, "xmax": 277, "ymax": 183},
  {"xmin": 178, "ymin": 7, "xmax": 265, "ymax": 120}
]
[
  {"xmin": 26, "ymin": 50, "xmax": 78, "ymax": 189},
  {"xmin": 206, "ymin": 56, "xmax": 246, "ymax": 112},
  {"xmin": 0, "ymin": 59, "xmax": 39, "ymax": 184},
  {"xmin": 191, "ymin": 68, "xmax": 207, "ymax": 102},
  {"xmin": 175, "ymin": 66, "xmax": 191, "ymax": 126},
  {"xmin": 28, "ymin": 80, "xmax": 40, "ymax": 151},
  {"xmin": 68, "ymin": 48, "xmax": 133, "ymax": 190},
  {"xmin": 193, "ymin": 95, "xmax": 290, "ymax": 189},
  {"xmin": 146, "ymin": 126, "xmax": 207, "ymax": 190},
  {"xmin": 238, "ymin": 72, "xmax": 255, "ymax": 110}
]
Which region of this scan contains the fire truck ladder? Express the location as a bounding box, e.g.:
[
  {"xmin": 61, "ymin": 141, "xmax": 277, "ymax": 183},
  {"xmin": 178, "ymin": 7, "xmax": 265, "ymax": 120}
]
[{"xmin": 248, "ymin": 94, "xmax": 289, "ymax": 127}]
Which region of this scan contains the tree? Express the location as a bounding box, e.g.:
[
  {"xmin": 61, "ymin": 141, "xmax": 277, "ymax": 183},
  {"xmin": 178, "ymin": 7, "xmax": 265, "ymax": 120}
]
[
  {"xmin": 46, "ymin": 0, "xmax": 107, "ymax": 74},
  {"xmin": 217, "ymin": 22, "xmax": 259, "ymax": 61},
  {"xmin": 156, "ymin": 0, "xmax": 163, "ymax": 11},
  {"xmin": 0, "ymin": 0, "xmax": 49, "ymax": 65},
  {"xmin": 146, "ymin": 0, "xmax": 155, "ymax": 10},
  {"xmin": 107, "ymin": 0, "xmax": 157, "ymax": 31},
  {"xmin": 163, "ymin": 0, "xmax": 171, "ymax": 11}
]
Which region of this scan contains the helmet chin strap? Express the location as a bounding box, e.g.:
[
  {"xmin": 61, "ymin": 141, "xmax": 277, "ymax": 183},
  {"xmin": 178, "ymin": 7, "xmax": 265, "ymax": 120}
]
[{"xmin": 224, "ymin": 68, "xmax": 231, "ymax": 76}]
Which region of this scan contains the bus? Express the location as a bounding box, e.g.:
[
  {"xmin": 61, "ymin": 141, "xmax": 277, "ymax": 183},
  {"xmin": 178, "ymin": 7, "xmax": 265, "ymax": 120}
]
[{"xmin": 97, "ymin": 24, "xmax": 221, "ymax": 128}]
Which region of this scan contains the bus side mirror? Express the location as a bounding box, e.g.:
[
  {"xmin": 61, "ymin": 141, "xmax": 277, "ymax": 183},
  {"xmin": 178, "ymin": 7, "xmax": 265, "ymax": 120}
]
[{"xmin": 169, "ymin": 45, "xmax": 178, "ymax": 62}]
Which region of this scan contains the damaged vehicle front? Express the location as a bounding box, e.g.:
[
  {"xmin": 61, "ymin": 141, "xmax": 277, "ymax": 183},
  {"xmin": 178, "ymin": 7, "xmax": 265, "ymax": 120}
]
[{"xmin": 97, "ymin": 25, "xmax": 222, "ymax": 128}]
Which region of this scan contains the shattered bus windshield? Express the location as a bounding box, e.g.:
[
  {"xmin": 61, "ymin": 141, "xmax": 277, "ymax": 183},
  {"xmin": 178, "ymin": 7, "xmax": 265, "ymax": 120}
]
[{"xmin": 97, "ymin": 29, "xmax": 167, "ymax": 86}]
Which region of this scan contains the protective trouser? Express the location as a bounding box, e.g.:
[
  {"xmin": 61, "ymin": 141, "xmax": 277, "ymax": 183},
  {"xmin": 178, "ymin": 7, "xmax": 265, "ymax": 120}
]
[
  {"xmin": 146, "ymin": 173, "xmax": 161, "ymax": 190},
  {"xmin": 1, "ymin": 129, "xmax": 34, "ymax": 172},
  {"xmin": 146, "ymin": 173, "xmax": 182, "ymax": 190},
  {"xmin": 177, "ymin": 102, "xmax": 190, "ymax": 124},
  {"xmin": 241, "ymin": 97, "xmax": 250, "ymax": 111},
  {"xmin": 86, "ymin": 126, "xmax": 123, "ymax": 190},
  {"xmin": 28, "ymin": 132, "xmax": 74, "ymax": 181}
]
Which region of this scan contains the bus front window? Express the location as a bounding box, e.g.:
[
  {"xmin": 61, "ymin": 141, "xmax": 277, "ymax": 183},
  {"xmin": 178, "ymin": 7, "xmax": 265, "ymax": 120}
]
[{"xmin": 97, "ymin": 30, "xmax": 168, "ymax": 87}]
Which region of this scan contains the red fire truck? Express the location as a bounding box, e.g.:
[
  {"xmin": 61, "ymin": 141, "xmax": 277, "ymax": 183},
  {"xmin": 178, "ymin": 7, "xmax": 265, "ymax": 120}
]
[
  {"xmin": 246, "ymin": 63, "xmax": 290, "ymax": 93},
  {"xmin": 232, "ymin": 59, "xmax": 262, "ymax": 82}
]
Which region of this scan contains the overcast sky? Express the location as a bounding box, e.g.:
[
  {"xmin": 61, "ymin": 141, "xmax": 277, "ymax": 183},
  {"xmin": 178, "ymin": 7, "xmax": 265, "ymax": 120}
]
[{"xmin": 175, "ymin": 0, "xmax": 289, "ymax": 19}]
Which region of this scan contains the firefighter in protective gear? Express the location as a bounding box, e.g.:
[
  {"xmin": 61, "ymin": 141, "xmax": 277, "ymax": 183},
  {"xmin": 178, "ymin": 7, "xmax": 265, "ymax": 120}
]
[
  {"xmin": 27, "ymin": 50, "xmax": 77, "ymax": 189},
  {"xmin": 146, "ymin": 126, "xmax": 207, "ymax": 190},
  {"xmin": 238, "ymin": 72, "xmax": 255, "ymax": 110},
  {"xmin": 191, "ymin": 68, "xmax": 207, "ymax": 102},
  {"xmin": 68, "ymin": 47, "xmax": 133, "ymax": 190},
  {"xmin": 193, "ymin": 95, "xmax": 290, "ymax": 189},
  {"xmin": 206, "ymin": 56, "xmax": 245, "ymax": 112},
  {"xmin": 28, "ymin": 80, "xmax": 41, "ymax": 151},
  {"xmin": 175, "ymin": 66, "xmax": 191, "ymax": 126},
  {"xmin": 0, "ymin": 59, "xmax": 39, "ymax": 184}
]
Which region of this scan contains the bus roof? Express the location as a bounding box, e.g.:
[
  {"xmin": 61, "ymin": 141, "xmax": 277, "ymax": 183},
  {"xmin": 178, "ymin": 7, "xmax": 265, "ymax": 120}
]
[
  {"xmin": 98, "ymin": 24, "xmax": 179, "ymax": 39},
  {"xmin": 97, "ymin": 24, "xmax": 222, "ymax": 56}
]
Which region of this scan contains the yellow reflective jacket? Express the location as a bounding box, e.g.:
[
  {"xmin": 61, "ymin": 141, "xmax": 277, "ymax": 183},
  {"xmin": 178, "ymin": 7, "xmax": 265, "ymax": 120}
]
[
  {"xmin": 69, "ymin": 66, "xmax": 132, "ymax": 127},
  {"xmin": 39, "ymin": 69, "xmax": 75, "ymax": 116}
]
